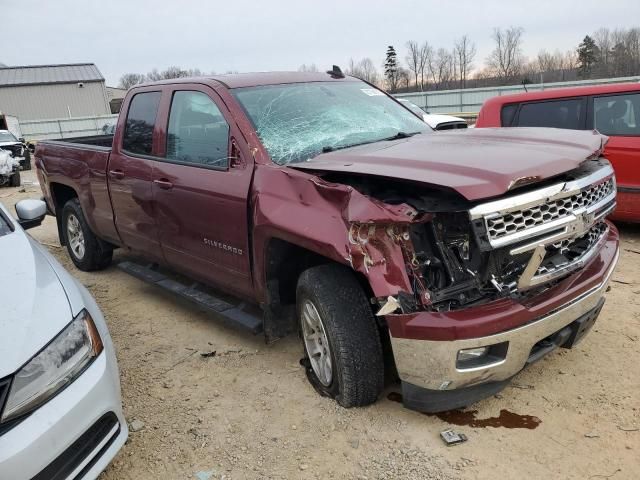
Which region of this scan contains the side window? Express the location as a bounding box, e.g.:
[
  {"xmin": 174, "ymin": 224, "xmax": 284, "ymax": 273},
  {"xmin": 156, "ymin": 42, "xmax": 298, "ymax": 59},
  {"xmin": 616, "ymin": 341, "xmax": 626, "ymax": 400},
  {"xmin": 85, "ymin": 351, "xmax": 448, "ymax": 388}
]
[
  {"xmin": 516, "ymin": 99, "xmax": 584, "ymax": 130},
  {"xmin": 123, "ymin": 92, "xmax": 161, "ymax": 155},
  {"xmin": 501, "ymin": 104, "xmax": 518, "ymax": 126},
  {"xmin": 166, "ymin": 91, "xmax": 230, "ymax": 168},
  {"xmin": 594, "ymin": 93, "xmax": 640, "ymax": 136}
]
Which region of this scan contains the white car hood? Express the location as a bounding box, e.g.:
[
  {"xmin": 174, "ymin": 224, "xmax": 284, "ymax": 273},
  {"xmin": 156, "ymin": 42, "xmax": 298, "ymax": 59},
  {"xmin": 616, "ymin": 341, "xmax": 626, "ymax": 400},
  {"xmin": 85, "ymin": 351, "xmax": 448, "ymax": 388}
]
[
  {"xmin": 0, "ymin": 141, "xmax": 21, "ymax": 147},
  {"xmin": 0, "ymin": 229, "xmax": 72, "ymax": 376},
  {"xmin": 423, "ymin": 114, "xmax": 467, "ymax": 128}
]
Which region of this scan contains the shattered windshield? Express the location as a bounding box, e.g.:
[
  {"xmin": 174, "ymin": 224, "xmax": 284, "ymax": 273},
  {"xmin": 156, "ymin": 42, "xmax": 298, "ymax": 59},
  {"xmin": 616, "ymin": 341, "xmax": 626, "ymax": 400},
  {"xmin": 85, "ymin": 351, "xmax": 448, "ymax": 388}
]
[{"xmin": 232, "ymin": 81, "xmax": 430, "ymax": 165}]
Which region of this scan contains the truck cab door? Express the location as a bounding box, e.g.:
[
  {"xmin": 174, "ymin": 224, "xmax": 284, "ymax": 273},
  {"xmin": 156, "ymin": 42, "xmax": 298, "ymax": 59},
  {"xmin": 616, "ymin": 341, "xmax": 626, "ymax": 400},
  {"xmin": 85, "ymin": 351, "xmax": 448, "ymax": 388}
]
[
  {"xmin": 108, "ymin": 88, "xmax": 164, "ymax": 260},
  {"xmin": 151, "ymin": 85, "xmax": 254, "ymax": 298},
  {"xmin": 590, "ymin": 92, "xmax": 640, "ymax": 222}
]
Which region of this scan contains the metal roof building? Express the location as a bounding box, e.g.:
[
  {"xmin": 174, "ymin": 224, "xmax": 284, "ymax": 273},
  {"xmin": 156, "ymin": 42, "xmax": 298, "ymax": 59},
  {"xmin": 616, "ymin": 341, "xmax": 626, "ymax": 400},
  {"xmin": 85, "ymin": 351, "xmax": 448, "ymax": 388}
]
[{"xmin": 0, "ymin": 63, "xmax": 111, "ymax": 121}]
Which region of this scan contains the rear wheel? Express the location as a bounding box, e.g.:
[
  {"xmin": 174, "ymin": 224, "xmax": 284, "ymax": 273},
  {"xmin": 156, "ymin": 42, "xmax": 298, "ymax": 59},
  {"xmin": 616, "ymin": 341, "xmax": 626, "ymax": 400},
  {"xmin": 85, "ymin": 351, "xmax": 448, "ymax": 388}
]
[
  {"xmin": 297, "ymin": 264, "xmax": 384, "ymax": 407},
  {"xmin": 62, "ymin": 198, "xmax": 112, "ymax": 271}
]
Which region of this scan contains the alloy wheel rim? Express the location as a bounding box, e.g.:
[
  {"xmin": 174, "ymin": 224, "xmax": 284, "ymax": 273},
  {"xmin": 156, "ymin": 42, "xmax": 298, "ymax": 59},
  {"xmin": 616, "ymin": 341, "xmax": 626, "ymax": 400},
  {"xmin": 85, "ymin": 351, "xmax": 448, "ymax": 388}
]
[
  {"xmin": 67, "ymin": 214, "xmax": 85, "ymax": 260},
  {"xmin": 301, "ymin": 299, "xmax": 333, "ymax": 386}
]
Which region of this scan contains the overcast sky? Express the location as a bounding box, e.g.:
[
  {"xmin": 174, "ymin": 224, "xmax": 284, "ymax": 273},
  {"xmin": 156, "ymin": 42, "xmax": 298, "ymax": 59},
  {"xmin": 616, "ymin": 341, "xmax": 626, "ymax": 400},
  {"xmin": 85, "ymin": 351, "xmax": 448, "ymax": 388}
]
[{"xmin": 4, "ymin": 0, "xmax": 640, "ymax": 86}]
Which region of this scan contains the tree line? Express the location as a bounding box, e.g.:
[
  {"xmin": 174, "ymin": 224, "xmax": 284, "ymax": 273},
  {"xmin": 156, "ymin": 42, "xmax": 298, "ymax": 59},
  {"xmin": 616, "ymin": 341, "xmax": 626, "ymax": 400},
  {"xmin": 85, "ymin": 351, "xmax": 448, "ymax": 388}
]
[
  {"xmin": 379, "ymin": 26, "xmax": 640, "ymax": 92},
  {"xmin": 118, "ymin": 25, "xmax": 640, "ymax": 93}
]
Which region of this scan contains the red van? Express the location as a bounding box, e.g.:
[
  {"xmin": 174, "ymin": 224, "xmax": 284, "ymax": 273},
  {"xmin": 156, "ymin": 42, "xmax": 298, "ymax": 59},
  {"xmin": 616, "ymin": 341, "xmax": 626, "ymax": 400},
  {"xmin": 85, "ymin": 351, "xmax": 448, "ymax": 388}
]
[{"xmin": 476, "ymin": 83, "xmax": 640, "ymax": 222}]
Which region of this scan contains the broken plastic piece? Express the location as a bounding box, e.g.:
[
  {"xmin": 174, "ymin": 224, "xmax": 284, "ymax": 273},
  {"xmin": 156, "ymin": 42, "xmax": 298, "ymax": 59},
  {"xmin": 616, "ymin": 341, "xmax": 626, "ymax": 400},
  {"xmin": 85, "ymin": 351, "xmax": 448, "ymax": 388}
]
[
  {"xmin": 440, "ymin": 429, "xmax": 468, "ymax": 446},
  {"xmin": 376, "ymin": 296, "xmax": 401, "ymax": 316}
]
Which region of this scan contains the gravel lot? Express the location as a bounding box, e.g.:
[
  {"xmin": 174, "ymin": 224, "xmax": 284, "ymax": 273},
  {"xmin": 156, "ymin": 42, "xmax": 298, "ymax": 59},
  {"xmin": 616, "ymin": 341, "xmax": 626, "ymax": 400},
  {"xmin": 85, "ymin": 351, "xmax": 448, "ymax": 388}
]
[{"xmin": 2, "ymin": 170, "xmax": 639, "ymax": 479}]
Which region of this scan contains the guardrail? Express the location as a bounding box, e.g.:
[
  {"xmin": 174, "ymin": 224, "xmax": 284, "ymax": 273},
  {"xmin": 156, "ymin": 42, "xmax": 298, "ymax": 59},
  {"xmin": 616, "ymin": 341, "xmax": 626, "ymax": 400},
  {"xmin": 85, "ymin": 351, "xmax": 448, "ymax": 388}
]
[{"xmin": 393, "ymin": 75, "xmax": 640, "ymax": 117}]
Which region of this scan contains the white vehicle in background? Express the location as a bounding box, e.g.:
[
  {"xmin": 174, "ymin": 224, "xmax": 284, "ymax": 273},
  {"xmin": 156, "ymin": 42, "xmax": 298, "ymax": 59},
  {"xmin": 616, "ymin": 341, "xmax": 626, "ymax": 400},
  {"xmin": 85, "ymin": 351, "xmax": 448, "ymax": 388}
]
[
  {"xmin": 397, "ymin": 98, "xmax": 468, "ymax": 130},
  {"xmin": 0, "ymin": 150, "xmax": 20, "ymax": 187},
  {"xmin": 0, "ymin": 130, "xmax": 31, "ymax": 171},
  {"xmin": 0, "ymin": 199, "xmax": 127, "ymax": 479}
]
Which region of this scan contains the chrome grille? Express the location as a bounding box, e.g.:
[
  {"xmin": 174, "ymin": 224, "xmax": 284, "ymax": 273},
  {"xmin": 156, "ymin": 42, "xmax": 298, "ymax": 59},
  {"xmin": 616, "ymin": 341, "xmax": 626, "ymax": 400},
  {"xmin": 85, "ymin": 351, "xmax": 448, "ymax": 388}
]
[
  {"xmin": 536, "ymin": 222, "xmax": 608, "ymax": 276},
  {"xmin": 486, "ymin": 178, "xmax": 614, "ymax": 241}
]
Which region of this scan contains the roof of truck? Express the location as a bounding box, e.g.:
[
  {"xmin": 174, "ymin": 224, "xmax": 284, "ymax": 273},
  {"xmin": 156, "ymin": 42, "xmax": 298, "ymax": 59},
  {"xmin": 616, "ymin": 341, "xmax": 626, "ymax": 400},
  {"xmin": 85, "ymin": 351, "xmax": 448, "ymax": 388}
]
[
  {"xmin": 482, "ymin": 82, "xmax": 640, "ymax": 108},
  {"xmin": 139, "ymin": 71, "xmax": 361, "ymax": 89}
]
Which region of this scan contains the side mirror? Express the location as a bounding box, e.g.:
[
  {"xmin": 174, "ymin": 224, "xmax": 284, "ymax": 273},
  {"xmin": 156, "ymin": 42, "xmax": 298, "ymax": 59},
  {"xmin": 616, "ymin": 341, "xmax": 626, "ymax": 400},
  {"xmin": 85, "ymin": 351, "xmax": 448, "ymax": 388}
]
[
  {"xmin": 18, "ymin": 137, "xmax": 26, "ymax": 144},
  {"xmin": 15, "ymin": 199, "xmax": 47, "ymax": 230}
]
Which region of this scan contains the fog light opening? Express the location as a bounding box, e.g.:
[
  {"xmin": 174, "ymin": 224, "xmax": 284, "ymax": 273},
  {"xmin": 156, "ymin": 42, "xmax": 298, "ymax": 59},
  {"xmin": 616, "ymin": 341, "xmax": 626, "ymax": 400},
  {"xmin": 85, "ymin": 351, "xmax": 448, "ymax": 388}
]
[{"xmin": 456, "ymin": 342, "xmax": 509, "ymax": 370}]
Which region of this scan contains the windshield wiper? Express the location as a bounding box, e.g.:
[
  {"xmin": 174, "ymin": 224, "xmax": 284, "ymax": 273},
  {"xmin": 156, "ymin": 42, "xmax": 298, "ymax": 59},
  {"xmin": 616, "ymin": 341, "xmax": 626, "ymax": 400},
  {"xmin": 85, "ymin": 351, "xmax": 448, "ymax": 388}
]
[
  {"xmin": 383, "ymin": 131, "xmax": 422, "ymax": 141},
  {"xmin": 320, "ymin": 131, "xmax": 422, "ymax": 154}
]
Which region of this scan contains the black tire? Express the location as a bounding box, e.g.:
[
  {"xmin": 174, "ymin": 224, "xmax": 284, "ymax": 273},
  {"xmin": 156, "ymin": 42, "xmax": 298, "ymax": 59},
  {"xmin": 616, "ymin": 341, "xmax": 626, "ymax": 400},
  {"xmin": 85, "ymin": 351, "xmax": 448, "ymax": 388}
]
[
  {"xmin": 22, "ymin": 149, "xmax": 32, "ymax": 170},
  {"xmin": 62, "ymin": 198, "xmax": 112, "ymax": 271},
  {"xmin": 9, "ymin": 171, "xmax": 20, "ymax": 187},
  {"xmin": 297, "ymin": 264, "xmax": 384, "ymax": 408}
]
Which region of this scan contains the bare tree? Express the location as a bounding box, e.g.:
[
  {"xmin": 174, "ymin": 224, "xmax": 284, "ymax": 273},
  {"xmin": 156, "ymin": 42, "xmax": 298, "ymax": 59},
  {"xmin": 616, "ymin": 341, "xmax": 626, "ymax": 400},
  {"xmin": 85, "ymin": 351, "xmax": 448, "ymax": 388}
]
[
  {"xmin": 405, "ymin": 41, "xmax": 422, "ymax": 89},
  {"xmin": 428, "ymin": 48, "xmax": 454, "ymax": 89},
  {"xmin": 346, "ymin": 58, "xmax": 380, "ymax": 85},
  {"xmin": 593, "ymin": 27, "xmax": 611, "ymax": 75},
  {"xmin": 535, "ymin": 50, "xmax": 560, "ymax": 73},
  {"xmin": 118, "ymin": 73, "xmax": 145, "ymax": 89},
  {"xmin": 358, "ymin": 58, "xmax": 380, "ymax": 85},
  {"xmin": 159, "ymin": 66, "xmax": 189, "ymax": 79},
  {"xmin": 454, "ymin": 35, "xmax": 476, "ymax": 88},
  {"xmin": 487, "ymin": 27, "xmax": 525, "ymax": 83},
  {"xmin": 418, "ymin": 42, "xmax": 432, "ymax": 90},
  {"xmin": 298, "ymin": 63, "xmax": 318, "ymax": 72},
  {"xmin": 397, "ymin": 67, "xmax": 410, "ymax": 89}
]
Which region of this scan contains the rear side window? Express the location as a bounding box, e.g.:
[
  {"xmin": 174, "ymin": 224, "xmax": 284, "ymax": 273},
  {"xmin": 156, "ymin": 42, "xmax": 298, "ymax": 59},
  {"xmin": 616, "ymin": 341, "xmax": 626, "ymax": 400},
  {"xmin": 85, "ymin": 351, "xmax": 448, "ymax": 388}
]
[
  {"xmin": 501, "ymin": 104, "xmax": 518, "ymax": 126},
  {"xmin": 166, "ymin": 91, "xmax": 230, "ymax": 168},
  {"xmin": 516, "ymin": 99, "xmax": 584, "ymax": 130},
  {"xmin": 123, "ymin": 92, "xmax": 161, "ymax": 155},
  {"xmin": 594, "ymin": 93, "xmax": 640, "ymax": 136}
]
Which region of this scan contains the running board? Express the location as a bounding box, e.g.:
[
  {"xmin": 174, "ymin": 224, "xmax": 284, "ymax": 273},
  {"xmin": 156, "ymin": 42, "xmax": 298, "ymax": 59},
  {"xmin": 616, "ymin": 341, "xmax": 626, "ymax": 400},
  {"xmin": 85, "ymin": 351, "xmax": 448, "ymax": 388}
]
[{"xmin": 117, "ymin": 261, "xmax": 263, "ymax": 334}]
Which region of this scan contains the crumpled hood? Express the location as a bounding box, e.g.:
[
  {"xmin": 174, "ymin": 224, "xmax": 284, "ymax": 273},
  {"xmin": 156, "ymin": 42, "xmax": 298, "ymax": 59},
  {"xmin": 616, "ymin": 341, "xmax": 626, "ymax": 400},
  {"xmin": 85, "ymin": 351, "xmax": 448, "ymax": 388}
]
[
  {"xmin": 293, "ymin": 127, "xmax": 607, "ymax": 201},
  {"xmin": 0, "ymin": 229, "xmax": 72, "ymax": 376}
]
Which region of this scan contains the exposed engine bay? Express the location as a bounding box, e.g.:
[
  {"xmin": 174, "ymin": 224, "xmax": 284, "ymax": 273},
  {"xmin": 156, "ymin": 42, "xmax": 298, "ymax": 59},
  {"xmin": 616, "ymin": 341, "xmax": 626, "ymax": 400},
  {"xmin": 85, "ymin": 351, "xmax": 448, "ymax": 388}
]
[{"xmin": 322, "ymin": 159, "xmax": 616, "ymax": 313}]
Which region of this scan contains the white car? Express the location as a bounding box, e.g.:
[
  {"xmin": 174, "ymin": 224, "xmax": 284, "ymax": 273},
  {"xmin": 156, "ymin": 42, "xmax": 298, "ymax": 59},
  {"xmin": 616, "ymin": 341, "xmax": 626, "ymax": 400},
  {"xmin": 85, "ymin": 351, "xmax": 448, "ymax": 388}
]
[
  {"xmin": 397, "ymin": 99, "xmax": 468, "ymax": 130},
  {"xmin": 0, "ymin": 199, "xmax": 127, "ymax": 479}
]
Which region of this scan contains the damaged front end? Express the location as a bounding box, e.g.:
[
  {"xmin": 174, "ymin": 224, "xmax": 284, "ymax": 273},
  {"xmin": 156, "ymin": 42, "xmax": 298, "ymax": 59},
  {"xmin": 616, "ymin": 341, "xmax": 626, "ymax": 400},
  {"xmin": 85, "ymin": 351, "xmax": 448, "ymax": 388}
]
[{"xmin": 335, "ymin": 158, "xmax": 617, "ymax": 317}]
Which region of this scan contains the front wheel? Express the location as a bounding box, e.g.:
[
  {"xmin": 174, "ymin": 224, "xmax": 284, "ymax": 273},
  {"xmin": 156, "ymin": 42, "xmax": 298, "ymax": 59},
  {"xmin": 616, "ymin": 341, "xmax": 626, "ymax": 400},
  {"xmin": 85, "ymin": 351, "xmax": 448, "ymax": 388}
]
[
  {"xmin": 22, "ymin": 150, "xmax": 32, "ymax": 170},
  {"xmin": 9, "ymin": 171, "xmax": 20, "ymax": 187},
  {"xmin": 62, "ymin": 198, "xmax": 112, "ymax": 271},
  {"xmin": 297, "ymin": 264, "xmax": 384, "ymax": 408}
]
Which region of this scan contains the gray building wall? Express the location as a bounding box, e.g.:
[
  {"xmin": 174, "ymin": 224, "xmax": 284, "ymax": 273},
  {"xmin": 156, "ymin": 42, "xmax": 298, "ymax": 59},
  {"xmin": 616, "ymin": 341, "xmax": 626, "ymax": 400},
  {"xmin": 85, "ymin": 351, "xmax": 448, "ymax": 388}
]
[{"xmin": 0, "ymin": 81, "xmax": 110, "ymax": 121}]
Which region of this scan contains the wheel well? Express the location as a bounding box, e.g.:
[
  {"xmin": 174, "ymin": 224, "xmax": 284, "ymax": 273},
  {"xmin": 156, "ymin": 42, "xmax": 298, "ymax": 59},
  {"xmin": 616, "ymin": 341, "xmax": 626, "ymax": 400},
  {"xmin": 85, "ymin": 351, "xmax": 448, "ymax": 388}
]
[
  {"xmin": 262, "ymin": 238, "xmax": 378, "ymax": 339},
  {"xmin": 50, "ymin": 183, "xmax": 78, "ymax": 246},
  {"xmin": 50, "ymin": 183, "xmax": 78, "ymax": 211}
]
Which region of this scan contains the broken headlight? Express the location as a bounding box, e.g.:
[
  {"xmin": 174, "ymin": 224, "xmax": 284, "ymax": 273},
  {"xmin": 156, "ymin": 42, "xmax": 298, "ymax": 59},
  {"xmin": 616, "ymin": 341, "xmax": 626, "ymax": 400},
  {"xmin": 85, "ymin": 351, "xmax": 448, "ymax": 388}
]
[{"xmin": 1, "ymin": 310, "xmax": 103, "ymax": 422}]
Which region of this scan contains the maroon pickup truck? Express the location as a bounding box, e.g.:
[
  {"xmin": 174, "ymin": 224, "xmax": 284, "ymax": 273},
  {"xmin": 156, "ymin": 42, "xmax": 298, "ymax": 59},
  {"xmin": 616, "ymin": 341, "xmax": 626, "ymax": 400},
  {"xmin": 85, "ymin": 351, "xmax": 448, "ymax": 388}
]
[{"xmin": 35, "ymin": 70, "xmax": 619, "ymax": 413}]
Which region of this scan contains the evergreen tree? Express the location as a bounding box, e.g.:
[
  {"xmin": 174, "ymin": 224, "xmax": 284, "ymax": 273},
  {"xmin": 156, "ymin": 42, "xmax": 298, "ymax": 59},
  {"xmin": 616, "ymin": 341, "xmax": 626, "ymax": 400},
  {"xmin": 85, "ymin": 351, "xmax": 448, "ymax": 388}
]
[
  {"xmin": 577, "ymin": 35, "xmax": 599, "ymax": 78},
  {"xmin": 384, "ymin": 46, "xmax": 399, "ymax": 92}
]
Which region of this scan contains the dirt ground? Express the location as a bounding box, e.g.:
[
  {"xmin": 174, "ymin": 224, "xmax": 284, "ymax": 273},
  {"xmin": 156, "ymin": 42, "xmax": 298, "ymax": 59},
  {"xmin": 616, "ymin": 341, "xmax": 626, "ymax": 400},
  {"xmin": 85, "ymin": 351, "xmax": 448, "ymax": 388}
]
[{"xmin": 2, "ymin": 169, "xmax": 639, "ymax": 480}]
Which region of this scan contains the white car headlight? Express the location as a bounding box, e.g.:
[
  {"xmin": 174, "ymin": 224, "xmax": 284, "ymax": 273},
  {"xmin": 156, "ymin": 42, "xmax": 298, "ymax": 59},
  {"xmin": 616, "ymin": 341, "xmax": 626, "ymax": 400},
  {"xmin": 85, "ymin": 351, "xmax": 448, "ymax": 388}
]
[{"xmin": 1, "ymin": 310, "xmax": 103, "ymax": 422}]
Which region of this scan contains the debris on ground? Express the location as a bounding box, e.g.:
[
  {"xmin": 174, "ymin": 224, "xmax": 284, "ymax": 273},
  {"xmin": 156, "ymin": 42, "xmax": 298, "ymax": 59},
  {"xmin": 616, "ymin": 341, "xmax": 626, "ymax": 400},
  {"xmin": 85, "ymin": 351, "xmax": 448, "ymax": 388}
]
[
  {"xmin": 510, "ymin": 383, "xmax": 535, "ymax": 390},
  {"xmin": 440, "ymin": 429, "xmax": 468, "ymax": 446},
  {"xmin": 194, "ymin": 471, "xmax": 216, "ymax": 480},
  {"xmin": 129, "ymin": 419, "xmax": 145, "ymax": 432}
]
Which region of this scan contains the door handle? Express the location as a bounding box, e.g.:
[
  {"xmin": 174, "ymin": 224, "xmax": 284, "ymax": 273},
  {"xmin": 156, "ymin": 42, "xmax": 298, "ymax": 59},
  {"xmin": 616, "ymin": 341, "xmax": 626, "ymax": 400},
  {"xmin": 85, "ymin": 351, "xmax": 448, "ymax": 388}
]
[
  {"xmin": 153, "ymin": 178, "xmax": 173, "ymax": 190},
  {"xmin": 109, "ymin": 169, "xmax": 125, "ymax": 179}
]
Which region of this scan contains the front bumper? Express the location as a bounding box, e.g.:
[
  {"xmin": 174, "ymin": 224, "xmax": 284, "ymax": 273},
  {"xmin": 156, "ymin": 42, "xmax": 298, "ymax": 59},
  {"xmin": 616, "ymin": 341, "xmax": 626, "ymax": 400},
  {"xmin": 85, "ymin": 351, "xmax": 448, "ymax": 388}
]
[
  {"xmin": 0, "ymin": 332, "xmax": 127, "ymax": 480},
  {"xmin": 387, "ymin": 225, "xmax": 619, "ymax": 411}
]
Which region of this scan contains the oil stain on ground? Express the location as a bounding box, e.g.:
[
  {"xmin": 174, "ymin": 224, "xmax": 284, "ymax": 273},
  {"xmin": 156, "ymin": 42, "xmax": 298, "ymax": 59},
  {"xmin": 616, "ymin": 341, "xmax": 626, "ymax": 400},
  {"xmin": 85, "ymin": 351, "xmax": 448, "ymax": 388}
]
[{"xmin": 387, "ymin": 392, "xmax": 541, "ymax": 429}]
